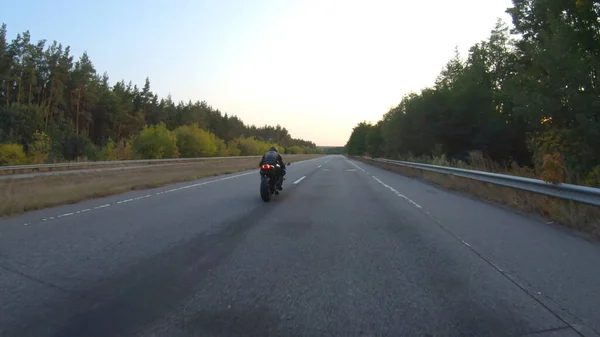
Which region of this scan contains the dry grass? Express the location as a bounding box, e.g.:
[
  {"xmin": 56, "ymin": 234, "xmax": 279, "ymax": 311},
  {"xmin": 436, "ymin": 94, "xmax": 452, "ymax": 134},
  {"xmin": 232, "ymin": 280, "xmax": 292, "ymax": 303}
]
[
  {"xmin": 0, "ymin": 154, "xmax": 323, "ymax": 217},
  {"xmin": 0, "ymin": 162, "xmax": 143, "ymax": 176},
  {"xmin": 0, "ymin": 157, "xmax": 264, "ymax": 176},
  {"xmin": 355, "ymin": 157, "xmax": 600, "ymax": 239},
  {"xmin": 398, "ymin": 151, "xmax": 539, "ymax": 179}
]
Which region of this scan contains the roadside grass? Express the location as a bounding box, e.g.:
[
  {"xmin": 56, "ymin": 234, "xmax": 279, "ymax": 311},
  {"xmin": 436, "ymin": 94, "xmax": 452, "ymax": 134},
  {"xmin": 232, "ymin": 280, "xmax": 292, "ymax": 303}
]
[
  {"xmin": 0, "ymin": 154, "xmax": 323, "ymax": 218},
  {"xmin": 0, "ymin": 157, "xmax": 264, "ymax": 176},
  {"xmin": 354, "ymin": 157, "xmax": 600, "ymax": 239},
  {"xmin": 0, "ymin": 162, "xmax": 148, "ymax": 176}
]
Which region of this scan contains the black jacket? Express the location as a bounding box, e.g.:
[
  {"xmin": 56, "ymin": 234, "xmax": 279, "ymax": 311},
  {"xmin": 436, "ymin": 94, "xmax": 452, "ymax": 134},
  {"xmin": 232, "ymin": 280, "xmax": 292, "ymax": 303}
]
[{"xmin": 259, "ymin": 150, "xmax": 285, "ymax": 168}]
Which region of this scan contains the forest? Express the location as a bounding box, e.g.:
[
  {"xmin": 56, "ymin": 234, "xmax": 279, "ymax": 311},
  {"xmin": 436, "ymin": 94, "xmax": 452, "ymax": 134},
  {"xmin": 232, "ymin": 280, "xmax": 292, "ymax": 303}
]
[
  {"xmin": 346, "ymin": 0, "xmax": 600, "ymax": 187},
  {"xmin": 0, "ymin": 23, "xmax": 321, "ymax": 165}
]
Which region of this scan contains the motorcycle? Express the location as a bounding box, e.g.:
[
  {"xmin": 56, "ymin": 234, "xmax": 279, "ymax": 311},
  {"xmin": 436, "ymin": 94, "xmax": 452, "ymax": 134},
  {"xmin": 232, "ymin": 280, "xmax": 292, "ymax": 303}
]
[{"xmin": 259, "ymin": 162, "xmax": 291, "ymax": 202}]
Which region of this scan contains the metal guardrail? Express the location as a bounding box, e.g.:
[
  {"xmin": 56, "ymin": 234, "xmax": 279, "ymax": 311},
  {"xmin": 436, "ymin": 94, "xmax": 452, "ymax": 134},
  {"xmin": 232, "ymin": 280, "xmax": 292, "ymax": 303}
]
[
  {"xmin": 368, "ymin": 157, "xmax": 600, "ymax": 207},
  {"xmin": 0, "ymin": 154, "xmax": 319, "ymax": 172},
  {"xmin": 0, "ymin": 155, "xmax": 276, "ymax": 172}
]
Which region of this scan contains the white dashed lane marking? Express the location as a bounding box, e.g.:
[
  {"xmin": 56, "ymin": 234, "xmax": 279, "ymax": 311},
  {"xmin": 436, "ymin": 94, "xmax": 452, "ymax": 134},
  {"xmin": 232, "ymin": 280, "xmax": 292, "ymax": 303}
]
[
  {"xmin": 348, "ymin": 161, "xmax": 367, "ymax": 173},
  {"xmin": 372, "ymin": 176, "xmax": 422, "ymax": 209},
  {"xmin": 348, "ymin": 158, "xmax": 481, "ymax": 274},
  {"xmin": 25, "ymin": 171, "xmax": 255, "ymax": 226},
  {"xmin": 293, "ymin": 176, "xmax": 306, "ymax": 184},
  {"xmin": 21, "ymin": 158, "xmax": 332, "ymax": 226}
]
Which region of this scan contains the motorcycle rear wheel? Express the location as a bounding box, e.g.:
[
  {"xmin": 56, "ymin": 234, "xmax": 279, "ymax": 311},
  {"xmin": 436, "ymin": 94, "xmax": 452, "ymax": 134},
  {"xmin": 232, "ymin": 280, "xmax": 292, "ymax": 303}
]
[{"xmin": 260, "ymin": 176, "xmax": 271, "ymax": 202}]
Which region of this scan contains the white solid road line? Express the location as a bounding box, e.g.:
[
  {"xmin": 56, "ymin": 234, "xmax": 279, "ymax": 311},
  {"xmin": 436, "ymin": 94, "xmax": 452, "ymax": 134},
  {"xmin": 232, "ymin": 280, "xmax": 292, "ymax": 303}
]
[{"xmin": 293, "ymin": 176, "xmax": 306, "ymax": 184}]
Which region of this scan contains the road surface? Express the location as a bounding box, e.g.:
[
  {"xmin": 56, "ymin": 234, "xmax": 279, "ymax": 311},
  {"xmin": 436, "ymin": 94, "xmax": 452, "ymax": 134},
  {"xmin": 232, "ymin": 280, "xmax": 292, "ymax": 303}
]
[{"xmin": 1, "ymin": 155, "xmax": 599, "ymax": 337}]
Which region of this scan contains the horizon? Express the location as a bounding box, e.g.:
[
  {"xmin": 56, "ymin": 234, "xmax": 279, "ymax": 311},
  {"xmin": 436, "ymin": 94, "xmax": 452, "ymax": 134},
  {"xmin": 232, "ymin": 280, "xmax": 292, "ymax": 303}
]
[{"xmin": 3, "ymin": 0, "xmax": 514, "ymax": 146}]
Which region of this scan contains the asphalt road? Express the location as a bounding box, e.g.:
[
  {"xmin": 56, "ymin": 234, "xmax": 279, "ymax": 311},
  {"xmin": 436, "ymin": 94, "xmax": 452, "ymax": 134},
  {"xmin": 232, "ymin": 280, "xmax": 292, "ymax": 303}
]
[{"xmin": 1, "ymin": 155, "xmax": 599, "ymax": 337}]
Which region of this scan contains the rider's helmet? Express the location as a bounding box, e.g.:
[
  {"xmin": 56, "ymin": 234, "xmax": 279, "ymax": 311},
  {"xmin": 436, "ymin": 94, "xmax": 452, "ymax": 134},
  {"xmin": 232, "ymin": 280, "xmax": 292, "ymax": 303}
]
[{"xmin": 269, "ymin": 146, "xmax": 278, "ymax": 153}]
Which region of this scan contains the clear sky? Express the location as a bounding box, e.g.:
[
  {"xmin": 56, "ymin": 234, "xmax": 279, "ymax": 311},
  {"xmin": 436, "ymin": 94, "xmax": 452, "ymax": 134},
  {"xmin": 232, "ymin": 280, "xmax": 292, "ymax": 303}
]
[{"xmin": 2, "ymin": 0, "xmax": 514, "ymax": 146}]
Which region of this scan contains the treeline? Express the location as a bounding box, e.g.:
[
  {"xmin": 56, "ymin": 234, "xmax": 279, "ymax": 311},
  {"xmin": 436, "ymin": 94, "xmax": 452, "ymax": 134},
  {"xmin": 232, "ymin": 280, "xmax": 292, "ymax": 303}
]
[
  {"xmin": 346, "ymin": 0, "xmax": 600, "ymax": 187},
  {"xmin": 0, "ymin": 23, "xmax": 321, "ymax": 165},
  {"xmin": 322, "ymin": 146, "xmax": 344, "ymax": 154}
]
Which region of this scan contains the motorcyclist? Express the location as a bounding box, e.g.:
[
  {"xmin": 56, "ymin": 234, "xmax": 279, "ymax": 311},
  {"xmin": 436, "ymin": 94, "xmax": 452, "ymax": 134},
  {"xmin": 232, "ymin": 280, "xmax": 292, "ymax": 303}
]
[{"xmin": 259, "ymin": 146, "xmax": 286, "ymax": 190}]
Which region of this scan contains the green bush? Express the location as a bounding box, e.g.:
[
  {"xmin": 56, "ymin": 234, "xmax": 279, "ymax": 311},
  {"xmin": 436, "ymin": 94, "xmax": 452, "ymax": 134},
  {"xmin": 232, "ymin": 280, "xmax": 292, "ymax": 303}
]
[
  {"xmin": 231, "ymin": 137, "xmax": 284, "ymax": 156},
  {"xmin": 211, "ymin": 133, "xmax": 228, "ymax": 156},
  {"xmin": 132, "ymin": 122, "xmax": 179, "ymax": 159},
  {"xmin": 174, "ymin": 124, "xmax": 219, "ymax": 157},
  {"xmin": 101, "ymin": 138, "xmax": 118, "ymax": 161},
  {"xmin": 582, "ymin": 166, "xmax": 600, "ymax": 188},
  {"xmin": 28, "ymin": 131, "xmax": 51, "ymax": 164},
  {"xmin": 286, "ymin": 146, "xmax": 303, "ymax": 154},
  {"xmin": 0, "ymin": 143, "xmax": 28, "ymax": 165},
  {"xmin": 236, "ymin": 137, "xmax": 261, "ymax": 156},
  {"xmin": 226, "ymin": 140, "xmax": 242, "ymax": 156}
]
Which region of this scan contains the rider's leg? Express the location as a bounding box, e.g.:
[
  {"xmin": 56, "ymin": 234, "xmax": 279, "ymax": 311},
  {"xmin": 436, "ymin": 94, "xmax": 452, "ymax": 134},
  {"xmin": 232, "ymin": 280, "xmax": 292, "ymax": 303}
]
[{"xmin": 277, "ymin": 168, "xmax": 285, "ymax": 190}]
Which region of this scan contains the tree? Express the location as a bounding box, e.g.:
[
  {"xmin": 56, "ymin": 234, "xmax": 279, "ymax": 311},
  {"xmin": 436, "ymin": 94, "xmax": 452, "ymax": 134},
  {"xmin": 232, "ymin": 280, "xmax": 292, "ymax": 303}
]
[
  {"xmin": 345, "ymin": 5, "xmax": 600, "ymax": 186},
  {"xmin": 345, "ymin": 122, "xmax": 372, "ymax": 156},
  {"xmin": 0, "ymin": 22, "xmax": 320, "ymax": 165}
]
